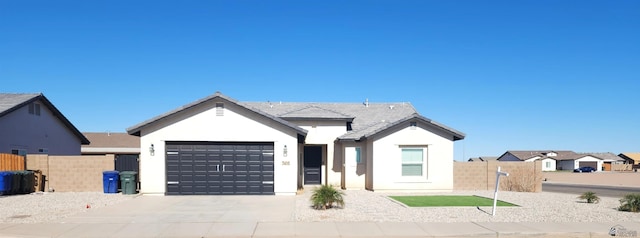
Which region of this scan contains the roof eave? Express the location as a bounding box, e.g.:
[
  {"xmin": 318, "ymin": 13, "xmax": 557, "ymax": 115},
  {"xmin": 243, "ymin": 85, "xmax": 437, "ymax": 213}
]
[
  {"xmin": 361, "ymin": 113, "xmax": 465, "ymax": 141},
  {"xmin": 126, "ymin": 92, "xmax": 308, "ymax": 137},
  {"xmin": 34, "ymin": 94, "xmax": 91, "ymax": 145}
]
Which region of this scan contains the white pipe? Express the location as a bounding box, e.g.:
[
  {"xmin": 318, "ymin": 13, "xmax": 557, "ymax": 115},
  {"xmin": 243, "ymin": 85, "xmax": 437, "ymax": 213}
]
[{"xmin": 492, "ymin": 166, "xmax": 509, "ymax": 216}]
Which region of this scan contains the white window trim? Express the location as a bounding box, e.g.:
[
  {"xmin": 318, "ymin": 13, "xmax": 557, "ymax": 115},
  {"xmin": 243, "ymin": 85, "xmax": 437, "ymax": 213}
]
[{"xmin": 398, "ymin": 145, "xmax": 428, "ymax": 181}]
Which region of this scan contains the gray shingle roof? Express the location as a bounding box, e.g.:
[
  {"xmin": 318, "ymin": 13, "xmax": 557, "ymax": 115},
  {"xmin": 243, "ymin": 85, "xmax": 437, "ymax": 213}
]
[
  {"xmin": 0, "ymin": 93, "xmax": 41, "ymax": 116},
  {"xmin": 502, "ymin": 150, "xmax": 580, "ymax": 161},
  {"xmin": 578, "ymin": 152, "xmax": 624, "ymax": 162},
  {"xmin": 127, "ymin": 92, "xmax": 465, "ymax": 141},
  {"xmin": 242, "ymin": 102, "xmax": 465, "ymax": 141},
  {"xmin": 0, "ymin": 93, "xmax": 90, "ymax": 144}
]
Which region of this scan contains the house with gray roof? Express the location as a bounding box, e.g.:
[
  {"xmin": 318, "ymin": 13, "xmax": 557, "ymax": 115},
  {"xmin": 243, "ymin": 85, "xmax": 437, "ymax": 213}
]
[
  {"xmin": 0, "ymin": 93, "xmax": 89, "ymax": 155},
  {"xmin": 498, "ymin": 150, "xmax": 624, "ymax": 172},
  {"xmin": 127, "ymin": 92, "xmax": 465, "ymax": 195}
]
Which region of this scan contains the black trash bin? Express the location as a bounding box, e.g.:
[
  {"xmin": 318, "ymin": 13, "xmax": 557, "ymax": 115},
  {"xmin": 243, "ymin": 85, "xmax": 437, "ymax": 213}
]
[
  {"xmin": 102, "ymin": 171, "xmax": 119, "ymax": 193},
  {"xmin": 119, "ymin": 171, "xmax": 138, "ymax": 195}
]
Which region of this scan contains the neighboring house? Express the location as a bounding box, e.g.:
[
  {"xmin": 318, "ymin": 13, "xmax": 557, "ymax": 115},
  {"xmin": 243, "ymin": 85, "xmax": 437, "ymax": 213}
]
[
  {"xmin": 497, "ymin": 150, "xmax": 568, "ymax": 171},
  {"xmin": 0, "ymin": 93, "xmax": 89, "ymax": 155},
  {"xmin": 619, "ymin": 153, "xmax": 640, "ymax": 165},
  {"xmin": 579, "ymin": 152, "xmax": 624, "ymax": 171},
  {"xmin": 498, "ymin": 150, "xmax": 621, "ymax": 172},
  {"xmin": 127, "ymin": 92, "xmax": 465, "ymax": 195},
  {"xmin": 467, "ymin": 156, "xmax": 498, "ymax": 162},
  {"xmin": 82, "ymin": 132, "xmax": 141, "ymax": 173}
]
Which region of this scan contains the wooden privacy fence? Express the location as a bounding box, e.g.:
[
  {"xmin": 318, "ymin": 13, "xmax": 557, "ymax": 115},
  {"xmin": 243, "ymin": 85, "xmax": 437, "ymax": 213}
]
[{"xmin": 0, "ymin": 153, "xmax": 25, "ymax": 170}]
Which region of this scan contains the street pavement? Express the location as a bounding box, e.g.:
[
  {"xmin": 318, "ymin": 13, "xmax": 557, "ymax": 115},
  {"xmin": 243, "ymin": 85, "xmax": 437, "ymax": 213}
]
[{"xmin": 0, "ymin": 195, "xmax": 638, "ymax": 237}]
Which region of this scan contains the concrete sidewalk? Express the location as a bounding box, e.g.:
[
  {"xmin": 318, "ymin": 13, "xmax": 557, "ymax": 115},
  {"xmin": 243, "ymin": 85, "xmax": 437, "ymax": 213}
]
[{"xmin": 0, "ymin": 220, "xmax": 637, "ymax": 237}]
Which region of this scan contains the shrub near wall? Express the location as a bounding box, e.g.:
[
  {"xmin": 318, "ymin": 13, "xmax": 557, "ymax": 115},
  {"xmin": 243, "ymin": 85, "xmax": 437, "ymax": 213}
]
[
  {"xmin": 27, "ymin": 154, "xmax": 115, "ymax": 192},
  {"xmin": 454, "ymin": 161, "xmax": 542, "ymax": 192}
]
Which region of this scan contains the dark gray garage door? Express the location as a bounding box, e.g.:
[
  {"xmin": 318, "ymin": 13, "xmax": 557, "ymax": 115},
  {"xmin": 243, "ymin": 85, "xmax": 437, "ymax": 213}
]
[{"xmin": 165, "ymin": 142, "xmax": 274, "ymax": 195}]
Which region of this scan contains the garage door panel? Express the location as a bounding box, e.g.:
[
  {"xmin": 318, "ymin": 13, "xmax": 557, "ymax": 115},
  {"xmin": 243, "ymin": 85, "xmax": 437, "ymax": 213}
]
[
  {"xmin": 166, "ymin": 142, "xmax": 275, "ymax": 195},
  {"xmin": 579, "ymin": 162, "xmax": 598, "ymax": 169}
]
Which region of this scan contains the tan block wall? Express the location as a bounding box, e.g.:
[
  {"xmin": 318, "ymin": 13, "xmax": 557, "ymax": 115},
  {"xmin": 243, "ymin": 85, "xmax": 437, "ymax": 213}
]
[
  {"xmin": 454, "ymin": 161, "xmax": 542, "ymax": 192},
  {"xmin": 612, "ymin": 163, "xmax": 633, "ymax": 171},
  {"xmin": 27, "ymin": 154, "xmax": 114, "ymax": 192}
]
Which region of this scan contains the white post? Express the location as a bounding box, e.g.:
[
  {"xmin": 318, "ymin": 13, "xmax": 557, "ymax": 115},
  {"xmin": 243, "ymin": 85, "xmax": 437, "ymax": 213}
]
[{"xmin": 492, "ymin": 166, "xmax": 509, "ymax": 216}]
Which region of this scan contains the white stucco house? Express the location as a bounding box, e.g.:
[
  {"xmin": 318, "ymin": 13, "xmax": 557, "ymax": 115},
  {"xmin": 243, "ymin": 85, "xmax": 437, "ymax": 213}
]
[
  {"xmin": 498, "ymin": 150, "xmax": 623, "ymax": 172},
  {"xmin": 126, "ymin": 92, "xmax": 465, "ymax": 195},
  {"xmin": 0, "ymin": 93, "xmax": 89, "ymax": 155},
  {"xmin": 497, "ymin": 151, "xmax": 563, "ymax": 171}
]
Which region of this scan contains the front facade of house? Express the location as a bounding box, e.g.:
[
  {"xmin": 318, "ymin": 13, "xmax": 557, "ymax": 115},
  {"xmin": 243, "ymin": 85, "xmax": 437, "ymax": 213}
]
[
  {"xmin": 127, "ymin": 92, "xmax": 464, "ymax": 195},
  {"xmin": 556, "ymin": 155, "xmax": 601, "ymax": 171},
  {"xmin": 497, "ymin": 151, "xmax": 558, "ymax": 171},
  {"xmin": 0, "ymin": 93, "xmax": 89, "ymax": 155}
]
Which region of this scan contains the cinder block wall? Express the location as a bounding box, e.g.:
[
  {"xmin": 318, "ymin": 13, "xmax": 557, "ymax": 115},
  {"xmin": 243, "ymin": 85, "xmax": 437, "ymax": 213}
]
[
  {"xmin": 27, "ymin": 154, "xmax": 114, "ymax": 192},
  {"xmin": 454, "ymin": 161, "xmax": 542, "ymax": 192},
  {"xmin": 612, "ymin": 164, "xmax": 633, "ymax": 171}
]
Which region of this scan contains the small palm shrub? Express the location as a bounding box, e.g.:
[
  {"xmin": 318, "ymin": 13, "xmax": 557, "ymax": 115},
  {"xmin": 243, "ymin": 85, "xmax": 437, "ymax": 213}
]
[
  {"xmin": 618, "ymin": 193, "xmax": 640, "ymax": 212},
  {"xmin": 578, "ymin": 191, "xmax": 600, "ymax": 204},
  {"xmin": 310, "ymin": 184, "xmax": 345, "ymax": 210}
]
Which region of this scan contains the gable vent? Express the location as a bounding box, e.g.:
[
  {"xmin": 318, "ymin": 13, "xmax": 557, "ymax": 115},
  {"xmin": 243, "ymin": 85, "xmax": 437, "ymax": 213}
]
[{"xmin": 216, "ymin": 103, "xmax": 224, "ymax": 116}]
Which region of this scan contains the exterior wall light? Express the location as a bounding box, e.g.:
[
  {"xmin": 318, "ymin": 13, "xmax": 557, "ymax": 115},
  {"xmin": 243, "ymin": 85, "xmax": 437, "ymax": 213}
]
[
  {"xmin": 283, "ymin": 145, "xmax": 288, "ymax": 157},
  {"xmin": 149, "ymin": 144, "xmax": 155, "ymax": 156}
]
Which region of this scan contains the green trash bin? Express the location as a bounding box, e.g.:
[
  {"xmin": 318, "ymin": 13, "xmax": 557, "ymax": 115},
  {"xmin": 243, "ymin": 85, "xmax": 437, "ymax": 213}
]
[
  {"xmin": 119, "ymin": 171, "xmax": 138, "ymax": 195},
  {"xmin": 20, "ymin": 171, "xmax": 35, "ymax": 194}
]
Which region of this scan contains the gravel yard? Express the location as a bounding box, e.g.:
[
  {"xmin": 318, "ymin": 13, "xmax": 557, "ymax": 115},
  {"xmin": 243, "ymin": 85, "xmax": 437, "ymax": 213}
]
[
  {"xmin": 2, "ymin": 190, "xmax": 639, "ymax": 224},
  {"xmin": 0, "ymin": 192, "xmax": 135, "ymax": 223},
  {"xmin": 3, "ymin": 172, "xmax": 640, "ymax": 224},
  {"xmin": 294, "ymin": 190, "xmax": 640, "ymax": 223}
]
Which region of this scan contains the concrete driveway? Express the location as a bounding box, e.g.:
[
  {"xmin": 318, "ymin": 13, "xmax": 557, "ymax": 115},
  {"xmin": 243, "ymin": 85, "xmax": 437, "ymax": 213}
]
[{"xmin": 61, "ymin": 195, "xmax": 297, "ymax": 224}]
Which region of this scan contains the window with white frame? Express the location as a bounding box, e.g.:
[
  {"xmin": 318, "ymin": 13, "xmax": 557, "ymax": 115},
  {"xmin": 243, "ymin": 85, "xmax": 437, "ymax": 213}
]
[
  {"xmin": 401, "ymin": 148, "xmax": 425, "ymax": 176},
  {"xmin": 545, "ymin": 161, "xmax": 551, "ymax": 169}
]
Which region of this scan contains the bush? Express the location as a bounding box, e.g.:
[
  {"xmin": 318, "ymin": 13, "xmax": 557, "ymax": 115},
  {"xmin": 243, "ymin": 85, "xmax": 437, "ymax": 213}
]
[
  {"xmin": 310, "ymin": 184, "xmax": 345, "ymax": 210},
  {"xmin": 619, "ymin": 193, "xmax": 640, "ymax": 212},
  {"xmin": 578, "ymin": 191, "xmax": 600, "ymax": 204},
  {"xmin": 501, "ymin": 167, "xmax": 542, "ymax": 192}
]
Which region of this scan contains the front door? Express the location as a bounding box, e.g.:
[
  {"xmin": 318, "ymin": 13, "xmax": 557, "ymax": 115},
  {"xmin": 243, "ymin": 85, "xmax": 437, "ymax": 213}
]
[{"xmin": 303, "ymin": 146, "xmax": 322, "ymax": 184}]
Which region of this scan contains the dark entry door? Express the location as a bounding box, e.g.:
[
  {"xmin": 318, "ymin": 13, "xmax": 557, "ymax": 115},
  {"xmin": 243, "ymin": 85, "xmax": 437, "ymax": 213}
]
[
  {"xmin": 304, "ymin": 146, "xmax": 322, "ymax": 184},
  {"xmin": 165, "ymin": 142, "xmax": 274, "ymax": 195}
]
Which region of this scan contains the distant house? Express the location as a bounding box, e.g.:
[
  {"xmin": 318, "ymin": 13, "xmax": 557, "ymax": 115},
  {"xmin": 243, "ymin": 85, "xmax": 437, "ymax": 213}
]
[
  {"xmin": 467, "ymin": 156, "xmax": 498, "ymax": 162},
  {"xmin": 580, "ymin": 152, "xmax": 624, "ymax": 171},
  {"xmin": 619, "ymin": 153, "xmax": 640, "ymax": 165},
  {"xmin": 82, "ymin": 132, "xmax": 140, "ymax": 173},
  {"xmin": 0, "ymin": 93, "xmax": 89, "ymax": 155},
  {"xmin": 498, "ymin": 150, "xmax": 623, "ymax": 172},
  {"xmin": 497, "ymin": 151, "xmax": 568, "ymax": 171},
  {"xmin": 127, "ymin": 92, "xmax": 465, "ymax": 195}
]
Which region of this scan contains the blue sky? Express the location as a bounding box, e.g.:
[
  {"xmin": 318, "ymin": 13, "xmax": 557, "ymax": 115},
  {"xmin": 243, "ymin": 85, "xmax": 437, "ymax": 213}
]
[{"xmin": 1, "ymin": 1, "xmax": 638, "ymax": 160}]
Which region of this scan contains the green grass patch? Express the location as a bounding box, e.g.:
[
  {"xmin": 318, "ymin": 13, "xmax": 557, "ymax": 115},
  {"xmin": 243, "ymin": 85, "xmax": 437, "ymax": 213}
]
[{"xmin": 389, "ymin": 195, "xmax": 518, "ymax": 207}]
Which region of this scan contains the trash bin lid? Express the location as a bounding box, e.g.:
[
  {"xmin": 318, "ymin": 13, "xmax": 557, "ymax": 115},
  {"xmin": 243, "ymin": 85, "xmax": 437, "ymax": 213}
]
[
  {"xmin": 103, "ymin": 170, "xmax": 120, "ymax": 175},
  {"xmin": 119, "ymin": 171, "xmax": 138, "ymax": 175}
]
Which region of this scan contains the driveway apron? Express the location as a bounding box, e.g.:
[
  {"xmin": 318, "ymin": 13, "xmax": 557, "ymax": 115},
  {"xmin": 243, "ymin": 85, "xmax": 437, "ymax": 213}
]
[{"xmin": 61, "ymin": 195, "xmax": 297, "ymax": 224}]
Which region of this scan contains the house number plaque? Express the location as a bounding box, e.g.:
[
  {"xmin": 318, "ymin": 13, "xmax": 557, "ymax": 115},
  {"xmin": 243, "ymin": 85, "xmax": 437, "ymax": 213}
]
[{"xmin": 282, "ymin": 161, "xmax": 290, "ymax": 165}]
